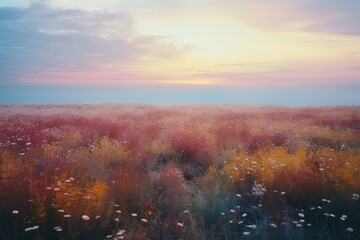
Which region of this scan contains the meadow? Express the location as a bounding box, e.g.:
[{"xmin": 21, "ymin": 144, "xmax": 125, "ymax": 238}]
[{"xmin": 0, "ymin": 105, "xmax": 359, "ymax": 240}]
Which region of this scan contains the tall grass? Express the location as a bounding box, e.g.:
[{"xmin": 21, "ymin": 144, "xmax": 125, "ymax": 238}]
[{"xmin": 0, "ymin": 105, "xmax": 359, "ymax": 239}]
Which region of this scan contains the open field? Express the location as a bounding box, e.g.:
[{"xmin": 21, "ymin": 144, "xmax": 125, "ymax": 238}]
[{"xmin": 0, "ymin": 105, "xmax": 359, "ymax": 240}]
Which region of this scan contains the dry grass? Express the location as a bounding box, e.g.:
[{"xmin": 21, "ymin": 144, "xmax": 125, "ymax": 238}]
[{"xmin": 0, "ymin": 105, "xmax": 359, "ymax": 239}]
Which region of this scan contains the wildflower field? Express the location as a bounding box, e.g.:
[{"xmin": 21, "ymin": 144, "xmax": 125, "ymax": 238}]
[{"xmin": 0, "ymin": 105, "xmax": 359, "ymax": 240}]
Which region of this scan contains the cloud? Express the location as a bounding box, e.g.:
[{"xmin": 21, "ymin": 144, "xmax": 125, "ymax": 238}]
[
  {"xmin": 192, "ymin": 60, "xmax": 360, "ymax": 87},
  {"xmin": 0, "ymin": 2, "xmax": 186, "ymax": 83},
  {"xmin": 230, "ymin": 0, "xmax": 360, "ymax": 35},
  {"xmin": 349, "ymin": 67, "xmax": 360, "ymax": 71},
  {"xmin": 127, "ymin": 0, "xmax": 360, "ymax": 36},
  {"xmin": 1, "ymin": 1, "xmax": 359, "ymax": 87}
]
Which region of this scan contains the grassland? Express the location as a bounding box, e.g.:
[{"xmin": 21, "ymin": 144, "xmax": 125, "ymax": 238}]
[{"xmin": 0, "ymin": 105, "xmax": 359, "ymax": 240}]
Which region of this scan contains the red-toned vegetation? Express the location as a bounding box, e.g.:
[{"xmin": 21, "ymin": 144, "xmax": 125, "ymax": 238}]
[{"xmin": 0, "ymin": 105, "xmax": 359, "ymax": 239}]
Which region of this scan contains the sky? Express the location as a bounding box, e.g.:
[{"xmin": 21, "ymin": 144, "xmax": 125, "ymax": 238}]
[{"xmin": 0, "ymin": 0, "xmax": 359, "ymax": 105}]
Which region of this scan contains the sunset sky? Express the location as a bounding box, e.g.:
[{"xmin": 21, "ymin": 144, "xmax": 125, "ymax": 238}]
[{"xmin": 0, "ymin": 0, "xmax": 360, "ymax": 104}]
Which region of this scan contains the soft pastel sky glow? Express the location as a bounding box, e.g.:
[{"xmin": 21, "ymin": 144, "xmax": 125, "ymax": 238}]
[{"xmin": 0, "ymin": 0, "xmax": 360, "ymax": 104}]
